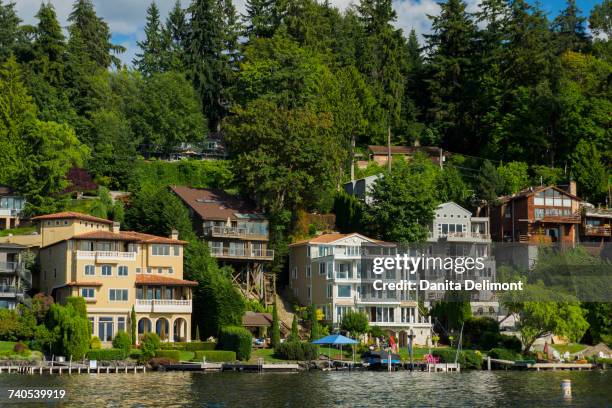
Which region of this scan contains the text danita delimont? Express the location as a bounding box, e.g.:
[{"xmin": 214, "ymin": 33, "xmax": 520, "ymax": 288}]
[{"xmin": 370, "ymin": 254, "xmax": 524, "ymax": 292}]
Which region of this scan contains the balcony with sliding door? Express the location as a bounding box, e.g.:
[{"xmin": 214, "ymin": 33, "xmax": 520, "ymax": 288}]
[{"xmin": 135, "ymin": 285, "xmax": 192, "ymax": 313}]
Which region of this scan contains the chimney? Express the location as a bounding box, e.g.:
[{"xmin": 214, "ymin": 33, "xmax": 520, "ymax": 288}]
[
  {"xmin": 170, "ymin": 229, "xmax": 179, "ymax": 240},
  {"xmin": 569, "ymin": 180, "xmax": 577, "ymax": 196},
  {"xmin": 112, "ymin": 222, "xmax": 120, "ymax": 233}
]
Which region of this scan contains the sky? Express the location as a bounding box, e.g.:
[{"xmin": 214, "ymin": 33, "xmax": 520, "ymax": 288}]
[{"xmin": 13, "ymin": 0, "xmax": 603, "ymax": 67}]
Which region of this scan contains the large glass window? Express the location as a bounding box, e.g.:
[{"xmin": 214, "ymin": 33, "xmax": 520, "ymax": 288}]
[
  {"xmin": 152, "ymin": 244, "xmax": 170, "ymax": 256},
  {"xmin": 118, "ymin": 266, "xmax": 128, "ymax": 276},
  {"xmin": 98, "ymin": 317, "xmax": 113, "ymax": 342},
  {"xmin": 118, "ymin": 317, "xmax": 126, "ymax": 333},
  {"xmin": 337, "ymin": 285, "xmax": 351, "ymax": 298},
  {"xmin": 101, "ymin": 265, "xmax": 112, "ymax": 276},
  {"xmin": 84, "ymin": 265, "xmax": 95, "ymax": 276}
]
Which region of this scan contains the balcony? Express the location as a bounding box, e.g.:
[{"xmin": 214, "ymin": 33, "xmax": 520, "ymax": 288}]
[
  {"xmin": 75, "ymin": 250, "xmax": 137, "ymax": 262},
  {"xmin": 583, "ymin": 225, "xmax": 611, "ymax": 237},
  {"xmin": 204, "ymin": 226, "xmax": 268, "ymax": 241},
  {"xmin": 134, "ymin": 299, "xmax": 192, "ymax": 313},
  {"xmin": 0, "ymin": 262, "xmax": 22, "ymax": 273},
  {"xmin": 0, "ymin": 285, "xmax": 20, "ymax": 298},
  {"xmin": 209, "ymin": 247, "xmax": 274, "ymax": 261},
  {"xmin": 443, "ymin": 232, "xmax": 491, "ymax": 242},
  {"xmin": 534, "ymin": 214, "xmax": 581, "ymax": 224},
  {"xmin": 0, "ymin": 208, "xmax": 21, "ymax": 217}
]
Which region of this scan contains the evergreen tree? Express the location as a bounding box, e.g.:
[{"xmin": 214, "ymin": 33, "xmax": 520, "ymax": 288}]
[
  {"xmin": 271, "ymin": 301, "xmax": 280, "ymax": 348},
  {"xmin": 551, "ymin": 0, "xmax": 590, "ymax": 53},
  {"xmin": 32, "ymin": 2, "xmax": 66, "ymax": 86},
  {"xmin": 164, "ymin": 0, "xmax": 188, "ymax": 71},
  {"xmin": 130, "ymin": 306, "xmax": 137, "ymax": 345},
  {"xmin": 243, "ymin": 0, "xmax": 278, "ymax": 39},
  {"xmin": 425, "ymin": 0, "xmax": 479, "ymax": 151},
  {"xmin": 187, "ymin": 0, "xmax": 237, "ymax": 130},
  {"xmin": 67, "ymin": 0, "xmax": 124, "ymax": 70},
  {"xmin": 289, "ymin": 314, "xmax": 299, "ymax": 341},
  {"xmin": 134, "ymin": 2, "xmax": 166, "ymax": 76},
  {"xmin": 0, "ymin": 0, "xmax": 22, "ymax": 61},
  {"xmin": 309, "ymin": 304, "xmax": 319, "ymax": 340}
]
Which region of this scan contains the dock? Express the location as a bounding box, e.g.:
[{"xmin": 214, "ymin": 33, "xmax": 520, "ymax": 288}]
[
  {"xmin": 0, "ymin": 364, "xmax": 147, "ymax": 375},
  {"xmin": 163, "ymin": 362, "xmax": 301, "ymax": 373},
  {"xmin": 488, "ymin": 357, "xmax": 595, "ymax": 371}
]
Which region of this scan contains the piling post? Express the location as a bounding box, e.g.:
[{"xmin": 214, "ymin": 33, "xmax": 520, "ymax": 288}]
[{"xmin": 487, "ymin": 357, "xmax": 491, "ymax": 371}]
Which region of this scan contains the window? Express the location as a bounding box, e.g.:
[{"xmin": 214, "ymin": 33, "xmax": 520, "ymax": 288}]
[
  {"xmin": 98, "ymin": 317, "xmax": 113, "ymax": 342},
  {"xmin": 168, "ymin": 267, "xmax": 174, "ymax": 274},
  {"xmin": 118, "ymin": 266, "xmax": 128, "ymax": 276},
  {"xmin": 109, "ymin": 289, "xmax": 128, "ymax": 301},
  {"xmin": 535, "ymin": 208, "xmax": 545, "ymax": 219},
  {"xmin": 336, "ymin": 263, "xmax": 350, "ymax": 279},
  {"xmin": 84, "ymin": 265, "xmax": 95, "ymax": 276},
  {"xmin": 504, "ymin": 206, "xmax": 512, "ymax": 219},
  {"xmin": 173, "ymin": 245, "xmax": 180, "ymax": 256},
  {"xmin": 158, "ymin": 267, "xmax": 163, "ymax": 274},
  {"xmin": 136, "ymin": 267, "xmax": 141, "ymax": 274},
  {"xmin": 306, "ymin": 246, "xmax": 311, "ymax": 257},
  {"xmin": 147, "ymin": 267, "xmax": 152, "ymax": 274},
  {"xmin": 374, "ymin": 307, "xmax": 394, "ymax": 323},
  {"xmin": 165, "ymin": 287, "xmax": 173, "ymax": 299},
  {"xmin": 337, "ymin": 285, "xmax": 351, "ymax": 298},
  {"xmin": 152, "ymin": 244, "xmax": 170, "ymax": 256},
  {"xmin": 319, "ymin": 262, "xmax": 326, "ymax": 276},
  {"xmin": 326, "ymin": 261, "xmax": 333, "ymax": 279},
  {"xmin": 118, "ymin": 317, "xmax": 126, "ymax": 333},
  {"xmin": 81, "ymin": 287, "xmax": 95, "ymax": 299},
  {"xmin": 306, "ymin": 265, "xmax": 311, "ymax": 278},
  {"xmin": 292, "ymin": 266, "xmax": 297, "ymax": 279},
  {"xmin": 101, "ymin": 265, "xmax": 112, "ymax": 276},
  {"xmin": 345, "ymin": 246, "xmax": 359, "ymax": 256},
  {"xmin": 137, "ymin": 287, "xmax": 143, "ymax": 299},
  {"xmin": 88, "ymin": 317, "xmax": 94, "ymax": 334},
  {"xmin": 307, "ymin": 285, "xmax": 311, "ymax": 300},
  {"xmin": 327, "ymin": 284, "xmax": 333, "ymax": 298},
  {"xmin": 337, "ymin": 306, "xmax": 351, "ymax": 322}
]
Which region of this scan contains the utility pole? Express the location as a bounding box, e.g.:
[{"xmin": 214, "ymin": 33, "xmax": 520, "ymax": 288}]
[{"xmin": 387, "ymin": 126, "xmax": 392, "ymax": 172}]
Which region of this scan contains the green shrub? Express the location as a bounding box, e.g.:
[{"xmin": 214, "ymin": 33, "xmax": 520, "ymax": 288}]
[
  {"xmin": 89, "ymin": 336, "xmax": 102, "ymax": 350},
  {"xmin": 499, "ymin": 335, "xmax": 522, "ymax": 353},
  {"xmin": 432, "ymin": 349, "xmax": 483, "ymax": 369},
  {"xmin": 155, "ymin": 350, "xmax": 181, "ymax": 360},
  {"xmin": 193, "ymin": 350, "xmax": 236, "ymax": 362},
  {"xmin": 112, "ymin": 331, "xmax": 131, "ymax": 357},
  {"xmin": 184, "ymin": 341, "xmax": 216, "ymax": 351},
  {"xmin": 488, "ymin": 348, "xmax": 521, "ymax": 361},
  {"xmin": 274, "ymin": 341, "xmax": 319, "ymax": 361},
  {"xmin": 129, "ymin": 349, "xmax": 143, "ymax": 359},
  {"xmin": 86, "ymin": 348, "xmax": 125, "ymax": 361},
  {"xmin": 218, "ymin": 326, "xmax": 252, "ymax": 361},
  {"xmin": 140, "ymin": 333, "xmax": 161, "ymax": 360}
]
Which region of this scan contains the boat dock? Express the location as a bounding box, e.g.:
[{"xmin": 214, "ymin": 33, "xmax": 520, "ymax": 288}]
[
  {"xmin": 488, "ymin": 357, "xmax": 595, "ymax": 371},
  {"xmin": 163, "ymin": 361, "xmax": 301, "ymax": 373},
  {"xmin": 0, "ymin": 364, "xmax": 147, "ymax": 375}
]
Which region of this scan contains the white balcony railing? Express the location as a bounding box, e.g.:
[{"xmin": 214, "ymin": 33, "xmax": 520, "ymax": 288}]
[
  {"xmin": 134, "ymin": 299, "xmax": 192, "ymax": 313},
  {"xmin": 209, "ymin": 247, "xmax": 274, "ymax": 260},
  {"xmin": 0, "ymin": 208, "xmax": 22, "ymax": 217},
  {"xmin": 75, "ymin": 250, "xmax": 137, "ymax": 262},
  {"xmin": 204, "ymin": 226, "xmax": 268, "ymax": 239}
]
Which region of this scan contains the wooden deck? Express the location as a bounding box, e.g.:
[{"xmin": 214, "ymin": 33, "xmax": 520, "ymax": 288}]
[{"xmin": 488, "ymin": 357, "xmax": 594, "ymax": 371}]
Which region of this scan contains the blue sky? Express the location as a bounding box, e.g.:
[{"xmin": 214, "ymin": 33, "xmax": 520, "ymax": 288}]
[{"xmin": 14, "ymin": 0, "xmax": 603, "ymax": 67}]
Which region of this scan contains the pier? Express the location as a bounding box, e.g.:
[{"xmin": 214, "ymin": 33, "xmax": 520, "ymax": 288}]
[
  {"xmin": 487, "ymin": 357, "xmax": 595, "ymax": 371},
  {"xmin": 0, "ymin": 364, "xmax": 147, "ymax": 375}
]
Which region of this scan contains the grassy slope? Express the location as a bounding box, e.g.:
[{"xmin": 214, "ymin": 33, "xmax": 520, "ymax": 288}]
[{"xmin": 551, "ymin": 343, "xmax": 588, "ymax": 354}]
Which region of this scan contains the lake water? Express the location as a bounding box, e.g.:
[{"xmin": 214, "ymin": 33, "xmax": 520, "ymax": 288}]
[{"xmin": 0, "ymin": 370, "xmax": 610, "ymax": 407}]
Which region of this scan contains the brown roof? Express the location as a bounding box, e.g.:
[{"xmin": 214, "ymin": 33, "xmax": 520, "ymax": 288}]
[
  {"xmin": 0, "ymin": 185, "xmax": 15, "ymax": 196},
  {"xmin": 368, "ymin": 145, "xmax": 451, "ymax": 157},
  {"xmin": 67, "ymin": 281, "xmax": 103, "ymax": 287},
  {"xmin": 135, "ymin": 275, "xmax": 198, "ymax": 286},
  {"xmin": 242, "ymin": 312, "xmax": 273, "ymax": 327},
  {"xmin": 289, "ymin": 232, "xmax": 393, "ymax": 247},
  {"xmin": 32, "ymin": 211, "xmax": 114, "ymax": 225},
  {"xmin": 170, "ymin": 186, "xmax": 264, "ymax": 222},
  {"xmin": 496, "ymin": 185, "xmax": 583, "ymax": 205},
  {"xmin": 72, "ymin": 230, "xmax": 187, "ymax": 245}
]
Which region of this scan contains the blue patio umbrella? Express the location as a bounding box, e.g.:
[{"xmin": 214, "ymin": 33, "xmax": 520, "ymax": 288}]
[{"xmin": 312, "ymin": 334, "xmax": 359, "ymax": 364}]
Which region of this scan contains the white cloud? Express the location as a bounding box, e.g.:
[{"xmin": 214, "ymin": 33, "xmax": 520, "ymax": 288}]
[{"xmin": 14, "ymin": 0, "xmax": 480, "ymax": 65}]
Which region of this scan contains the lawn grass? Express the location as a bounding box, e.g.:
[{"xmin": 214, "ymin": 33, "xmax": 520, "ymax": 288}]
[
  {"xmin": 64, "ymin": 198, "xmax": 98, "ymax": 214},
  {"xmin": 551, "ymin": 343, "xmax": 587, "ymax": 354},
  {"xmin": 0, "ymin": 226, "xmax": 36, "ymax": 237},
  {"xmin": 178, "ymin": 351, "xmax": 195, "ymax": 361},
  {"xmin": 247, "ymin": 348, "xmax": 289, "ymax": 363},
  {"xmin": 0, "ymin": 341, "xmax": 16, "ymax": 351}
]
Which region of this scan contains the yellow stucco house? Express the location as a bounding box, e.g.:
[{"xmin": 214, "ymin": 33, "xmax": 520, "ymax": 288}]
[{"xmin": 32, "ymin": 212, "xmax": 195, "ymax": 344}]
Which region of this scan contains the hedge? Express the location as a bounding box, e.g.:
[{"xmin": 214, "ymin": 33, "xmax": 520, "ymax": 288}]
[
  {"xmin": 274, "ymin": 341, "xmax": 318, "ymax": 361},
  {"xmin": 499, "ymin": 335, "xmax": 522, "ymax": 353},
  {"xmin": 218, "ymin": 326, "xmax": 252, "ymax": 361},
  {"xmin": 432, "ymin": 349, "xmax": 483, "ymax": 369},
  {"xmin": 184, "ymin": 341, "xmax": 216, "ymax": 351},
  {"xmin": 193, "ymin": 350, "xmax": 236, "ymax": 362},
  {"xmin": 488, "ymin": 348, "xmax": 521, "ymax": 361},
  {"xmin": 155, "ymin": 350, "xmax": 181, "ymax": 360},
  {"xmin": 86, "ymin": 348, "xmax": 125, "ymax": 361}
]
